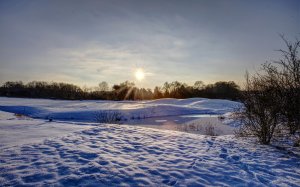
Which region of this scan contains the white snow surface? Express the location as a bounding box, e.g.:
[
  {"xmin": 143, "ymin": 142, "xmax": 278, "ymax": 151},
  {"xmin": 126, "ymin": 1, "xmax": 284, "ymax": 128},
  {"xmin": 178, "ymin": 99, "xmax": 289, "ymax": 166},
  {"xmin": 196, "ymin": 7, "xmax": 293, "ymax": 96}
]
[
  {"xmin": 0, "ymin": 97, "xmax": 300, "ymax": 186},
  {"xmin": 0, "ymin": 97, "xmax": 241, "ymax": 122},
  {"xmin": 0, "ymin": 111, "xmax": 95, "ymax": 148}
]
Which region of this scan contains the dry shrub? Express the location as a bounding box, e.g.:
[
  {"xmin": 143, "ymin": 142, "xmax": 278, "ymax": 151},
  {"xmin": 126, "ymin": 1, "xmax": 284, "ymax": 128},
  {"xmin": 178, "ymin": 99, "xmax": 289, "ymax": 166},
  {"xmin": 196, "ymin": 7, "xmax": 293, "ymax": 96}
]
[{"xmin": 95, "ymin": 110, "xmax": 122, "ymax": 124}]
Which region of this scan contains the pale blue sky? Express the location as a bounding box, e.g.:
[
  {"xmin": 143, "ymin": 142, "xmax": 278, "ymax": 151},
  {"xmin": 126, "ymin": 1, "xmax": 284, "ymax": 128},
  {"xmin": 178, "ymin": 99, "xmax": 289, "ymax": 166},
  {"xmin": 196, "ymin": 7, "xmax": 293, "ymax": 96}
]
[{"xmin": 0, "ymin": 0, "xmax": 299, "ymax": 88}]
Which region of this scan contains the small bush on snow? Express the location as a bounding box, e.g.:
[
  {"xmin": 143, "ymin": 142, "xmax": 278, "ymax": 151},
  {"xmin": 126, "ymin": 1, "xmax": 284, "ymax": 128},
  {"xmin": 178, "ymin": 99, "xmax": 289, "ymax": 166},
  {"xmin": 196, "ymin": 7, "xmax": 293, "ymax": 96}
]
[
  {"xmin": 204, "ymin": 123, "xmax": 218, "ymax": 136},
  {"xmin": 94, "ymin": 110, "xmax": 122, "ymax": 124}
]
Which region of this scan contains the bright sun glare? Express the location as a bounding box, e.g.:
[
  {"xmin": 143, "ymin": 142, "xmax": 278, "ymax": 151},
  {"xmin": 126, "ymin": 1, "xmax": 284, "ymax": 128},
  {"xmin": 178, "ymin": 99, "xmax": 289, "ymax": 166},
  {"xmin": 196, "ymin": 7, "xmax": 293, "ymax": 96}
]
[{"xmin": 135, "ymin": 68, "xmax": 145, "ymax": 81}]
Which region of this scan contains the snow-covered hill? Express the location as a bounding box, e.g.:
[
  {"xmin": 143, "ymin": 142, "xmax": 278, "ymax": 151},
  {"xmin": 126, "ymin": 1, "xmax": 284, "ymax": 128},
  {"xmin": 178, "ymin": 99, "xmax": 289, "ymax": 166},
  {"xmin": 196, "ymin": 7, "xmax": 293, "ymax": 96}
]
[
  {"xmin": 0, "ymin": 97, "xmax": 241, "ymax": 122},
  {"xmin": 0, "ymin": 97, "xmax": 299, "ymax": 186}
]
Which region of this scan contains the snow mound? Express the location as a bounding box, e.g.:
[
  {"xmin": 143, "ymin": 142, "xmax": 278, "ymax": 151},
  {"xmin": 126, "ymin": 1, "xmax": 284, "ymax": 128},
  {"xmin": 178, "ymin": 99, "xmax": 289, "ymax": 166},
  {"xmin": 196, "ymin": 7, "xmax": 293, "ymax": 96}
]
[{"xmin": 0, "ymin": 97, "xmax": 241, "ymax": 122}]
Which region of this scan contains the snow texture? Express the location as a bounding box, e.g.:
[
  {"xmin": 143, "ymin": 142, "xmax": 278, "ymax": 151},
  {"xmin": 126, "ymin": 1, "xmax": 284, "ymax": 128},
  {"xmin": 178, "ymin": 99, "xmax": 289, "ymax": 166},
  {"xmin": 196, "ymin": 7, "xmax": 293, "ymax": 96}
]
[
  {"xmin": 1, "ymin": 124, "xmax": 300, "ymax": 186},
  {"xmin": 0, "ymin": 97, "xmax": 299, "ymax": 186},
  {"xmin": 0, "ymin": 97, "xmax": 241, "ymax": 122}
]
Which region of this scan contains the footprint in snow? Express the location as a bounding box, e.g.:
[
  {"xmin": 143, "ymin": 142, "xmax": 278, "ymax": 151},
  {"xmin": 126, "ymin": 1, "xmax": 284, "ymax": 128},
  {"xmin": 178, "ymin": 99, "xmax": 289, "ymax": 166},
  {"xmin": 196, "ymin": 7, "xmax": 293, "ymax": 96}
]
[
  {"xmin": 162, "ymin": 178, "xmax": 177, "ymax": 186},
  {"xmin": 219, "ymin": 153, "xmax": 228, "ymax": 159},
  {"xmin": 207, "ymin": 140, "xmax": 213, "ymax": 145},
  {"xmin": 231, "ymin": 155, "xmax": 240, "ymax": 161},
  {"xmin": 78, "ymin": 152, "xmax": 98, "ymax": 160},
  {"xmin": 221, "ymin": 147, "xmax": 227, "ymax": 153},
  {"xmin": 98, "ymin": 160, "xmax": 109, "ymax": 166}
]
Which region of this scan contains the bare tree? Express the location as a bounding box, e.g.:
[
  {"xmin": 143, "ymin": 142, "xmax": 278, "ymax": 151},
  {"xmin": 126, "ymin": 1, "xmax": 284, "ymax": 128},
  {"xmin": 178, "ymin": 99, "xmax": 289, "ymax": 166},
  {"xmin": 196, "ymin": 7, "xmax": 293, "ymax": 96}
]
[
  {"xmin": 193, "ymin": 81, "xmax": 205, "ymax": 90},
  {"xmin": 98, "ymin": 81, "xmax": 109, "ymax": 92},
  {"xmin": 237, "ymin": 72, "xmax": 281, "ymax": 144},
  {"xmin": 262, "ymin": 35, "xmax": 300, "ymax": 134},
  {"xmin": 275, "ymin": 35, "xmax": 300, "ymax": 134},
  {"xmin": 238, "ymin": 36, "xmax": 300, "ymax": 144}
]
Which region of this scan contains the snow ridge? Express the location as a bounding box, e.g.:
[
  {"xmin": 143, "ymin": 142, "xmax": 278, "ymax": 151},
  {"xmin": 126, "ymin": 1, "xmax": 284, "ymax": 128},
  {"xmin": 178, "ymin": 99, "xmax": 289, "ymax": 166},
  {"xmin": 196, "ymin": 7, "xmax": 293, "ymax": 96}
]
[{"xmin": 0, "ymin": 97, "xmax": 241, "ymax": 122}]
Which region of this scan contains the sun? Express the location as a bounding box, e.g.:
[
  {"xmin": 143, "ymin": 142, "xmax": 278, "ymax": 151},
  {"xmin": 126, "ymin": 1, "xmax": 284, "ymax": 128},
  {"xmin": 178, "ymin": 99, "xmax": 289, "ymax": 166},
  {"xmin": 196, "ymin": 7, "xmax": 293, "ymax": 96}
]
[{"xmin": 135, "ymin": 68, "xmax": 145, "ymax": 81}]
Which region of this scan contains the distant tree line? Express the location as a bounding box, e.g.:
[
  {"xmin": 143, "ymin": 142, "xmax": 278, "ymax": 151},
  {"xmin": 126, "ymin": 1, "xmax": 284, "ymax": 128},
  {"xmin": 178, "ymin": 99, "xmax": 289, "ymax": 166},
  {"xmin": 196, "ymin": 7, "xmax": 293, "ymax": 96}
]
[{"xmin": 0, "ymin": 80, "xmax": 241, "ymax": 101}]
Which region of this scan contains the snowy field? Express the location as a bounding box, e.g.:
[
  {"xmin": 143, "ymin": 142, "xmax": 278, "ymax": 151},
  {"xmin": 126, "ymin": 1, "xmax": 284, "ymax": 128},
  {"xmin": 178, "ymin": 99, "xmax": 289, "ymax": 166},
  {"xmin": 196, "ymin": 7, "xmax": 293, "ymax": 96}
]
[
  {"xmin": 0, "ymin": 97, "xmax": 300, "ymax": 186},
  {"xmin": 0, "ymin": 97, "xmax": 240, "ymax": 122}
]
